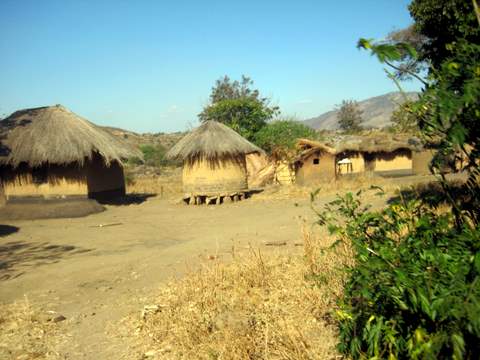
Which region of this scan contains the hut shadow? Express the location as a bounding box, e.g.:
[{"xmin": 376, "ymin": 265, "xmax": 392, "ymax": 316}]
[
  {"xmin": 97, "ymin": 193, "xmax": 156, "ymax": 206},
  {"xmin": 387, "ymin": 179, "xmax": 471, "ymax": 208},
  {"xmin": 0, "ymin": 225, "xmax": 19, "ymax": 237},
  {"xmin": 0, "ymin": 240, "xmax": 93, "ymax": 281}
]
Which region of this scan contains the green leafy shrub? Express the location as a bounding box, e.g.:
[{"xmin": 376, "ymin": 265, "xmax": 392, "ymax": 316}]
[
  {"xmin": 312, "ymin": 189, "xmax": 480, "ymax": 359},
  {"xmin": 139, "ymin": 144, "xmax": 169, "ymax": 167},
  {"xmin": 254, "ymin": 119, "xmax": 317, "ymax": 159}
]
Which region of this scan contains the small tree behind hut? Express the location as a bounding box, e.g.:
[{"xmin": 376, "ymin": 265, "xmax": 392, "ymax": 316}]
[
  {"xmin": 254, "ymin": 119, "xmax": 317, "ymax": 160},
  {"xmin": 199, "ymin": 75, "xmax": 279, "ymax": 141},
  {"xmin": 336, "ymin": 100, "xmax": 363, "ymax": 132}
]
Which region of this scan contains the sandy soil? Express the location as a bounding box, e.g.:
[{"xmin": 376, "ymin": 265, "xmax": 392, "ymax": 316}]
[
  {"xmin": 0, "ymin": 176, "xmax": 439, "ymax": 359},
  {"xmin": 1, "ymin": 192, "xmax": 336, "ymax": 358}
]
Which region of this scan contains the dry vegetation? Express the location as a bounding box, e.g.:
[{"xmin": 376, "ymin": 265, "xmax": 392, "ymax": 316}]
[
  {"xmin": 0, "ymin": 298, "xmax": 66, "ymax": 360},
  {"xmin": 116, "ymin": 226, "xmax": 354, "ymax": 359}
]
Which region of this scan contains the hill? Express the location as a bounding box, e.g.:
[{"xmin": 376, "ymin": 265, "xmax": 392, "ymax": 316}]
[
  {"xmin": 303, "ymin": 92, "xmax": 419, "ymax": 130},
  {"xmin": 102, "ymin": 126, "xmax": 185, "ymax": 150}
]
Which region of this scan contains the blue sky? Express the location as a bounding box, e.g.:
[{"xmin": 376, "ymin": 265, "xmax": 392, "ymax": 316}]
[{"xmin": 0, "ymin": 0, "xmax": 420, "ymax": 133}]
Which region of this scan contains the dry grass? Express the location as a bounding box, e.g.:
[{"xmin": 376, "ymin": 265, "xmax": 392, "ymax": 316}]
[
  {"xmin": 126, "ymin": 176, "xmax": 182, "ymax": 198},
  {"xmin": 119, "ymin": 226, "xmax": 353, "ymax": 359},
  {"xmin": 254, "ymin": 174, "xmax": 408, "ymax": 201},
  {"xmin": 0, "ymin": 298, "xmax": 65, "ymax": 360}
]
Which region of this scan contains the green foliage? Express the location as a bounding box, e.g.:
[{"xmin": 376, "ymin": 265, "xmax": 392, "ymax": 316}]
[
  {"xmin": 312, "ymin": 190, "xmax": 480, "ymax": 359},
  {"xmin": 358, "ymin": 1, "xmax": 480, "ymax": 225},
  {"xmin": 198, "ymin": 75, "xmax": 279, "ymax": 141},
  {"xmin": 336, "ymin": 100, "xmax": 363, "ymax": 132},
  {"xmin": 328, "ymin": 3, "xmax": 480, "ymax": 359},
  {"xmin": 390, "ymin": 100, "xmax": 420, "ymax": 134},
  {"xmin": 199, "ymin": 97, "xmax": 276, "ymax": 142},
  {"xmin": 253, "ymin": 119, "xmax": 316, "ymax": 159},
  {"xmin": 139, "ymin": 144, "xmax": 169, "ymax": 167},
  {"xmin": 409, "ymin": 0, "xmax": 480, "ymax": 68}
]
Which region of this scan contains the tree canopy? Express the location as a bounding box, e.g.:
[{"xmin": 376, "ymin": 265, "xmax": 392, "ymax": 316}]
[
  {"xmin": 254, "ymin": 119, "xmax": 317, "ymax": 159},
  {"xmin": 336, "ymin": 100, "xmax": 363, "ymax": 132},
  {"xmin": 198, "ymin": 75, "xmax": 279, "ymax": 141}
]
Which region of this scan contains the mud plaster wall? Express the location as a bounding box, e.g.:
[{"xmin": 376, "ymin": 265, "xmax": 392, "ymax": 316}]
[
  {"xmin": 86, "ymin": 155, "xmax": 125, "ymax": 198},
  {"xmin": 295, "ymin": 151, "xmax": 336, "ymax": 185},
  {"xmin": 2, "ymin": 163, "xmax": 88, "ymax": 197},
  {"xmin": 336, "ymin": 152, "xmax": 365, "ymax": 175},
  {"xmin": 276, "ymin": 161, "xmax": 295, "ymax": 185},
  {"xmin": 412, "ymin": 150, "xmax": 435, "ymax": 175},
  {"xmin": 373, "ymin": 149, "xmax": 412, "ymax": 171},
  {"xmin": 2, "ymin": 155, "xmax": 126, "ymax": 199},
  {"xmin": 183, "ymin": 157, "xmax": 248, "ymax": 195}
]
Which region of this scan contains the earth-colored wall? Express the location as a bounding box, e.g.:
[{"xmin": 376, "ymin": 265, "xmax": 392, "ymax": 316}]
[
  {"xmin": 275, "ymin": 161, "xmax": 295, "ymax": 185},
  {"xmin": 86, "ymin": 155, "xmax": 126, "ymax": 200},
  {"xmin": 183, "ymin": 157, "xmax": 248, "ymax": 195},
  {"xmin": 2, "ymin": 163, "xmax": 88, "ymax": 198},
  {"xmin": 2, "ymin": 155, "xmax": 126, "ymax": 201},
  {"xmin": 295, "ymin": 151, "xmax": 336, "ymax": 185},
  {"xmin": 412, "ymin": 150, "xmax": 435, "ymax": 175},
  {"xmin": 373, "ymin": 150, "xmax": 412, "ymax": 171},
  {"xmin": 0, "ymin": 181, "xmax": 5, "ymax": 207},
  {"xmin": 336, "ymin": 152, "xmax": 365, "ymax": 175}
]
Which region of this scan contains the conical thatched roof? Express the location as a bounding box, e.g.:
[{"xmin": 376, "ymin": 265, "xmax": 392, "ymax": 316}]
[
  {"xmin": 166, "ymin": 121, "xmax": 264, "ymax": 161},
  {"xmin": 0, "ymin": 105, "xmax": 142, "ymax": 167}
]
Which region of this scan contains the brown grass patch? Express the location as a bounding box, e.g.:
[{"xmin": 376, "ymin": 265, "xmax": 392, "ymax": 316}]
[
  {"xmin": 126, "ymin": 176, "xmax": 182, "ymax": 198},
  {"xmin": 0, "ymin": 298, "xmax": 65, "ymax": 359},
  {"xmin": 118, "ymin": 227, "xmax": 353, "ymax": 359}
]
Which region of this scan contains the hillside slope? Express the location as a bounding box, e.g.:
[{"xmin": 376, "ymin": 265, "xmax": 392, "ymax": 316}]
[{"xmin": 304, "ymin": 92, "xmax": 418, "ymax": 130}]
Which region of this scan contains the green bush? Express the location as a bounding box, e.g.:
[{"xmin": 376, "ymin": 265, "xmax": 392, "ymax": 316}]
[
  {"xmin": 312, "ymin": 189, "xmax": 480, "ymax": 359},
  {"xmin": 139, "ymin": 144, "xmax": 168, "ymax": 167},
  {"xmin": 254, "ymin": 119, "xmax": 317, "ymax": 159}
]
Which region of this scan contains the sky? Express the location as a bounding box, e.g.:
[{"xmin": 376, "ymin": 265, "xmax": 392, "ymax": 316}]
[{"xmin": 0, "ymin": 0, "xmax": 421, "ymax": 133}]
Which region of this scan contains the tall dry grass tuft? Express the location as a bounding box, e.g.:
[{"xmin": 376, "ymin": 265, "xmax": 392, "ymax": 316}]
[
  {"xmin": 121, "ymin": 227, "xmax": 353, "ymax": 359},
  {"xmin": 0, "ymin": 298, "xmax": 64, "ymax": 359}
]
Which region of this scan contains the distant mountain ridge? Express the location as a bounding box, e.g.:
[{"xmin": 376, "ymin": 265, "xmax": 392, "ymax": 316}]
[{"xmin": 303, "ymin": 92, "xmax": 419, "ymax": 130}]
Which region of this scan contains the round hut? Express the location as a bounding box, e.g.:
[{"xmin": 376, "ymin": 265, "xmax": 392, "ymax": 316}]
[
  {"xmin": 0, "ymin": 105, "xmax": 141, "ymax": 202},
  {"xmin": 166, "ymin": 121, "xmax": 264, "ymax": 205}
]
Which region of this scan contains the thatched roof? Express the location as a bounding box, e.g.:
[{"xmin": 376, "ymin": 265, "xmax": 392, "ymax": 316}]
[
  {"xmin": 166, "ymin": 121, "xmax": 264, "ymax": 161},
  {"xmin": 298, "ymin": 133, "xmax": 422, "ymax": 154},
  {"xmin": 0, "ymin": 105, "xmax": 142, "ymax": 167},
  {"xmin": 296, "ymin": 133, "xmax": 423, "ymax": 162}
]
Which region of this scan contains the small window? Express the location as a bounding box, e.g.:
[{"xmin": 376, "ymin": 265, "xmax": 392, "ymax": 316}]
[{"xmin": 313, "ymin": 158, "xmax": 319, "ymax": 165}]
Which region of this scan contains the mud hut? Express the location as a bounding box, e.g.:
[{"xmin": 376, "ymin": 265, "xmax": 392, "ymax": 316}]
[
  {"xmin": 295, "ymin": 134, "xmax": 422, "ymax": 185},
  {"xmin": 166, "ymin": 121, "xmax": 264, "ymax": 205},
  {"xmin": 0, "ymin": 105, "xmax": 141, "ymax": 201}
]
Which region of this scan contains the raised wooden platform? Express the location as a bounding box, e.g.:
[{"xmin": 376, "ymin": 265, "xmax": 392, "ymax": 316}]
[{"xmin": 182, "ymin": 191, "xmax": 249, "ymax": 205}]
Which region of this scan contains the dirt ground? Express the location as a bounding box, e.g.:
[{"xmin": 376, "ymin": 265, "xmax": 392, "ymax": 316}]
[{"xmin": 0, "ymin": 176, "xmax": 440, "ymax": 359}]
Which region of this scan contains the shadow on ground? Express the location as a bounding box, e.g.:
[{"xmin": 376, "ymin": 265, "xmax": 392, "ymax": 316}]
[
  {"xmin": 0, "ymin": 241, "xmax": 93, "ymax": 281},
  {"xmin": 97, "ymin": 193, "xmax": 156, "ymax": 206},
  {"xmin": 0, "ymin": 197, "xmax": 105, "ymax": 220},
  {"xmin": 0, "ymin": 225, "xmax": 19, "ymax": 237},
  {"xmin": 387, "ymin": 180, "xmax": 472, "ymax": 208}
]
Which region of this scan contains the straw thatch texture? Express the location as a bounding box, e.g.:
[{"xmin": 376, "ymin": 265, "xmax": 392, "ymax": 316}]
[
  {"xmin": 166, "ymin": 121, "xmax": 264, "ymax": 162},
  {"xmin": 0, "ymin": 105, "xmax": 141, "ymax": 167},
  {"xmin": 297, "ymin": 133, "xmax": 422, "ymax": 157}
]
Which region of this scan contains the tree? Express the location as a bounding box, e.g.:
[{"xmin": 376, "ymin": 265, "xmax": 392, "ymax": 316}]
[
  {"xmin": 254, "ymin": 119, "xmax": 317, "ymax": 160},
  {"xmin": 390, "ymin": 100, "xmax": 419, "ymax": 133},
  {"xmin": 199, "ymin": 75, "xmax": 279, "ymax": 141},
  {"xmin": 334, "ymin": 3, "xmax": 480, "ymax": 358},
  {"xmin": 336, "ymin": 100, "xmax": 363, "ymax": 132}
]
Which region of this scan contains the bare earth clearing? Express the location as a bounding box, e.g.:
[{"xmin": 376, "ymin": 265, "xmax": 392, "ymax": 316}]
[{"xmin": 0, "ymin": 177, "xmax": 437, "ymax": 359}]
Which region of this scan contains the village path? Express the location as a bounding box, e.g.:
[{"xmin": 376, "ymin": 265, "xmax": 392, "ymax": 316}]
[{"xmin": 0, "ymin": 183, "xmax": 408, "ymax": 359}]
